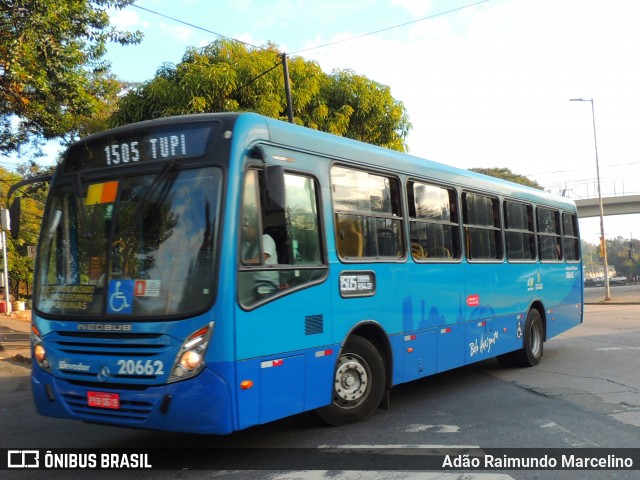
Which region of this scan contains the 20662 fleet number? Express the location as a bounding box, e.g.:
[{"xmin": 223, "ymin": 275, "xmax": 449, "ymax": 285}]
[{"xmin": 117, "ymin": 359, "xmax": 164, "ymax": 376}]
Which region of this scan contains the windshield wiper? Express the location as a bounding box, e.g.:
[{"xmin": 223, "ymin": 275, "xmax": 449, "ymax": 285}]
[{"xmin": 130, "ymin": 159, "xmax": 179, "ymax": 230}]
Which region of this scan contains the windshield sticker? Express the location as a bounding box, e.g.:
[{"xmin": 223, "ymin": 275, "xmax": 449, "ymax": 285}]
[
  {"xmin": 41, "ymin": 285, "xmax": 96, "ymax": 312},
  {"xmin": 134, "ymin": 280, "xmax": 161, "ymax": 297},
  {"xmin": 107, "ymin": 280, "xmax": 134, "ymax": 314},
  {"xmin": 86, "ymin": 181, "xmax": 119, "ymax": 205}
]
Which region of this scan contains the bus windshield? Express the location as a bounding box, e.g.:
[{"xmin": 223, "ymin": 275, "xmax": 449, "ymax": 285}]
[{"xmin": 35, "ymin": 166, "xmax": 221, "ymax": 318}]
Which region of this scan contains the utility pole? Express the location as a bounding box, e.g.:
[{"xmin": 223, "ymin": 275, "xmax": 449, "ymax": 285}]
[
  {"xmin": 0, "ymin": 208, "xmax": 12, "ymax": 314},
  {"xmin": 569, "ymin": 98, "xmax": 610, "ymax": 301},
  {"xmin": 281, "ymin": 53, "xmax": 294, "ymax": 123}
]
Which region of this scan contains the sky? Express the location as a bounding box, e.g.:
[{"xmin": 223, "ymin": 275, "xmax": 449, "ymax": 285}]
[{"xmin": 20, "ymin": 0, "xmax": 640, "ymax": 244}]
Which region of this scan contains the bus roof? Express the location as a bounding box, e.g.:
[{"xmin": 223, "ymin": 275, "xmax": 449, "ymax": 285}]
[
  {"xmin": 78, "ymin": 112, "xmax": 576, "ymax": 211},
  {"xmin": 243, "ymin": 112, "xmax": 576, "ymax": 211}
]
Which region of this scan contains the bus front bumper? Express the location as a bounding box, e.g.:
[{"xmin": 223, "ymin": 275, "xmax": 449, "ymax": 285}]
[{"xmin": 31, "ymin": 365, "xmax": 236, "ymax": 434}]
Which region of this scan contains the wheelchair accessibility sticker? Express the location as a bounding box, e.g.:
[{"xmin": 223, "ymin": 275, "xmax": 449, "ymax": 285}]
[{"xmin": 108, "ymin": 280, "xmax": 134, "ymax": 314}]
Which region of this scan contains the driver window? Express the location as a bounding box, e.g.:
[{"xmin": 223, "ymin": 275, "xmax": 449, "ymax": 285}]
[{"xmin": 238, "ymin": 168, "xmax": 326, "ymax": 308}]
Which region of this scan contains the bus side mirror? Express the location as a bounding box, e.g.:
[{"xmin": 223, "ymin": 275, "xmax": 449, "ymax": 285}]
[
  {"xmin": 5, "ymin": 172, "xmax": 53, "ymax": 240},
  {"xmin": 9, "ymin": 198, "xmax": 21, "ymax": 239},
  {"xmin": 265, "ymin": 165, "xmax": 285, "ymax": 213}
]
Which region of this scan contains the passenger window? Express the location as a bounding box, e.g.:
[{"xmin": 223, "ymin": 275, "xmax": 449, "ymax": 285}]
[
  {"xmin": 331, "ymin": 166, "xmax": 404, "ymax": 260},
  {"xmin": 562, "ymin": 212, "xmax": 580, "ymax": 262},
  {"xmin": 238, "ymin": 169, "xmax": 326, "ymax": 308},
  {"xmin": 463, "ymin": 192, "xmax": 502, "ymax": 260},
  {"xmin": 407, "ymin": 181, "xmax": 460, "ymax": 260},
  {"xmin": 537, "ymin": 207, "xmax": 562, "ymax": 261},
  {"xmin": 504, "ymin": 201, "xmax": 535, "ymax": 260}
]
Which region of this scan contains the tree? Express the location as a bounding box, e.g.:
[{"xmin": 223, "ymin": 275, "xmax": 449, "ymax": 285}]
[
  {"xmin": 1, "ymin": 163, "xmax": 52, "ymax": 298},
  {"xmin": 112, "ymin": 39, "xmax": 411, "ymax": 151},
  {"xmin": 470, "ymin": 167, "xmax": 544, "ymax": 190},
  {"xmin": 0, "ymin": 0, "xmax": 142, "ymax": 154}
]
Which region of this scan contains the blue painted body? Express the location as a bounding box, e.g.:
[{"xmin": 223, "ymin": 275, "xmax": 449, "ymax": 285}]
[{"xmin": 32, "ymin": 113, "xmax": 583, "ymax": 434}]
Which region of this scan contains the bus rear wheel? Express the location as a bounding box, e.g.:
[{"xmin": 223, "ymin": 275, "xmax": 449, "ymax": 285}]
[
  {"xmin": 316, "ymin": 335, "xmax": 386, "ymax": 426},
  {"xmin": 500, "ymin": 308, "xmax": 544, "ymax": 368}
]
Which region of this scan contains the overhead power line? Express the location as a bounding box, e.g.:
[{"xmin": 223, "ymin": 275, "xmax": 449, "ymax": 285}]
[
  {"xmin": 130, "ymin": 4, "xmax": 260, "ymax": 50},
  {"xmin": 291, "ymin": 0, "xmax": 491, "ymax": 55},
  {"xmin": 129, "ymin": 1, "xmax": 491, "ymax": 57}
]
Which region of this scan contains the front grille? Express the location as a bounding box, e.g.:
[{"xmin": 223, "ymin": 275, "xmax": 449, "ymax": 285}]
[
  {"xmin": 47, "ymin": 330, "xmax": 177, "ymax": 386},
  {"xmin": 51, "ymin": 331, "xmax": 170, "ymax": 357}
]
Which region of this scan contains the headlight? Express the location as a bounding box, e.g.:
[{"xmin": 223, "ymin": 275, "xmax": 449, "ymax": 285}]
[
  {"xmin": 168, "ymin": 322, "xmax": 214, "ymax": 383},
  {"xmin": 31, "ymin": 325, "xmax": 50, "ymax": 371}
]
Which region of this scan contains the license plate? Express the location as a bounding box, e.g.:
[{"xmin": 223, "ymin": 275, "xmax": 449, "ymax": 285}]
[{"xmin": 87, "ymin": 391, "xmax": 120, "ymax": 410}]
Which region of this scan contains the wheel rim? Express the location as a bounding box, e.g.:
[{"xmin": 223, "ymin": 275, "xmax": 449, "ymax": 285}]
[
  {"xmin": 529, "ymin": 319, "xmax": 542, "ymax": 357},
  {"xmin": 333, "ymin": 353, "xmax": 370, "ymax": 408}
]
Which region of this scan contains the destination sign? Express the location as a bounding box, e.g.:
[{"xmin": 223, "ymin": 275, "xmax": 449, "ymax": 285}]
[{"xmin": 65, "ymin": 123, "xmax": 219, "ymax": 172}]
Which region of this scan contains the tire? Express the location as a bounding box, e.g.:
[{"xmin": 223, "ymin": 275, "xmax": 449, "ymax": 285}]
[
  {"xmin": 316, "ymin": 336, "xmax": 386, "ymax": 426},
  {"xmin": 511, "ymin": 309, "xmax": 544, "ymax": 367}
]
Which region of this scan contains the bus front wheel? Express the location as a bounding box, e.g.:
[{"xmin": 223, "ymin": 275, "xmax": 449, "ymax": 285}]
[{"xmin": 316, "ymin": 335, "xmax": 386, "ymax": 426}]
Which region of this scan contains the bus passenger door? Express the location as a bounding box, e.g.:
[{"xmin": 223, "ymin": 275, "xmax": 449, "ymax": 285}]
[{"xmin": 235, "ymin": 165, "xmax": 332, "ymax": 429}]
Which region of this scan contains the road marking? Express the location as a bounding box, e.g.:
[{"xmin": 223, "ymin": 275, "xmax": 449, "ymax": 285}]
[
  {"xmin": 404, "ymin": 424, "xmax": 461, "ymax": 433},
  {"xmin": 267, "ymin": 472, "xmax": 515, "ymax": 479},
  {"xmin": 596, "ymin": 346, "xmax": 640, "ymax": 351},
  {"xmin": 318, "ymin": 444, "xmax": 480, "ymax": 450},
  {"xmin": 539, "ymin": 419, "xmax": 599, "ymax": 447}
]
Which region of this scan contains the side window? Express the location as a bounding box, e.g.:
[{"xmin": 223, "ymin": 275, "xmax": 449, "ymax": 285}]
[
  {"xmin": 407, "ymin": 181, "xmax": 460, "ymax": 260},
  {"xmin": 331, "ymin": 166, "xmax": 404, "ymax": 260},
  {"xmin": 504, "ymin": 201, "xmax": 536, "ymax": 261},
  {"xmin": 463, "ymin": 192, "xmax": 502, "ymax": 261},
  {"xmin": 562, "ymin": 212, "xmax": 580, "ymax": 262},
  {"xmin": 238, "ymin": 168, "xmax": 326, "ymax": 308},
  {"xmin": 537, "ymin": 207, "xmax": 562, "ymax": 261}
]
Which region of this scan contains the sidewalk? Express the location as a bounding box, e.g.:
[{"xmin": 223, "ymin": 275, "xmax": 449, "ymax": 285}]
[{"xmin": 0, "ymin": 310, "xmax": 32, "ymax": 365}]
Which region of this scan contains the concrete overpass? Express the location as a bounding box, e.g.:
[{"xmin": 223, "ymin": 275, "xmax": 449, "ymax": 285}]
[{"xmin": 575, "ymin": 194, "xmax": 640, "ymax": 218}]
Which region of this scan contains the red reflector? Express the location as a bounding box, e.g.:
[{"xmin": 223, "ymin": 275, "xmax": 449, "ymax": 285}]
[
  {"xmin": 272, "ymin": 359, "xmax": 284, "ymax": 367},
  {"xmin": 189, "ymin": 326, "xmax": 209, "ymax": 340},
  {"xmin": 315, "ymin": 350, "xmax": 333, "ymax": 358},
  {"xmin": 441, "ymin": 328, "xmax": 451, "ymax": 334},
  {"xmin": 87, "ymin": 391, "xmax": 120, "ymax": 410}
]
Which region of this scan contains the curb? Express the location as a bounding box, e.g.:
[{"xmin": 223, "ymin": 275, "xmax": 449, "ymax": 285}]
[{"xmin": 584, "ymin": 302, "xmax": 640, "ymax": 305}]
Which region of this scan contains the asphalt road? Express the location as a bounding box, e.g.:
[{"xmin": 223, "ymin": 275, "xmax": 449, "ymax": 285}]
[{"xmin": 1, "ymin": 302, "xmax": 639, "ymax": 480}]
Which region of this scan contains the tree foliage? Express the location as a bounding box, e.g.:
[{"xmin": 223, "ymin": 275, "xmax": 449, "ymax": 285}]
[
  {"xmin": 583, "ymin": 237, "xmax": 640, "ymax": 280},
  {"xmin": 112, "ymin": 39, "xmax": 411, "ymax": 151},
  {"xmin": 0, "ymin": 0, "xmax": 142, "ymax": 153},
  {"xmin": 470, "ymin": 167, "xmax": 543, "ymax": 190},
  {"xmin": 1, "ymin": 163, "xmax": 53, "ymax": 297}
]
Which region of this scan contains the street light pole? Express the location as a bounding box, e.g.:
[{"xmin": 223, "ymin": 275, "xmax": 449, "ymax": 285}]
[{"xmin": 570, "ymin": 98, "xmax": 611, "ymax": 301}]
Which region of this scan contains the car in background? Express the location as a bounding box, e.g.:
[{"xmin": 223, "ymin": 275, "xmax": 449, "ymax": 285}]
[{"xmin": 584, "ymin": 277, "xmax": 601, "ymax": 287}]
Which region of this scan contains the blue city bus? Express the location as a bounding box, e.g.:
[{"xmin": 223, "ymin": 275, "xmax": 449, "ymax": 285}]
[{"xmin": 19, "ymin": 112, "xmax": 583, "ymax": 434}]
